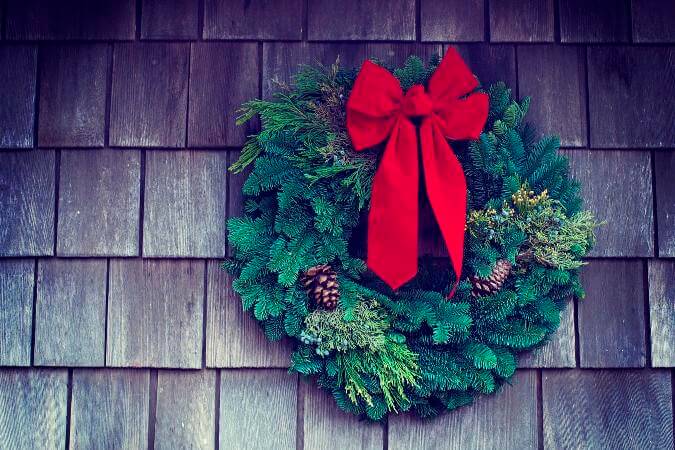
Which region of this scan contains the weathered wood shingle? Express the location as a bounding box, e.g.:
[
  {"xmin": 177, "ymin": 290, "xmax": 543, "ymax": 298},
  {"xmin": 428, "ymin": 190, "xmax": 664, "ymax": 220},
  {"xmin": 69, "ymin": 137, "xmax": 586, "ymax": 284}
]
[
  {"xmin": 654, "ymin": 151, "xmax": 675, "ymax": 256},
  {"xmin": 34, "ymin": 258, "xmax": 107, "ymax": 366},
  {"xmin": 110, "ymin": 43, "xmax": 189, "ymax": 148},
  {"xmin": 308, "ymin": 0, "xmax": 415, "ymax": 41},
  {"xmin": 141, "ymin": 0, "xmax": 199, "ymax": 40},
  {"xmin": 587, "ymin": 46, "xmax": 675, "ymax": 148},
  {"xmin": 420, "ymin": 0, "xmax": 484, "ymax": 42},
  {"xmin": 155, "ymin": 370, "xmax": 216, "ymax": 449},
  {"xmin": 219, "ymin": 370, "xmax": 297, "ymax": 449},
  {"xmin": 70, "ymin": 369, "xmax": 149, "ymax": 449},
  {"xmin": 5, "ymin": 0, "xmax": 135, "ymax": 40},
  {"xmin": 565, "ymin": 150, "xmax": 654, "ymax": 257},
  {"xmin": 57, "ymin": 149, "xmax": 140, "ymax": 256},
  {"xmin": 188, "ymin": 43, "xmax": 259, "ymax": 147},
  {"xmin": 143, "ymin": 151, "xmax": 227, "ymax": 258},
  {"xmin": 648, "ymin": 260, "xmax": 674, "ymax": 368},
  {"xmin": 204, "ymin": 0, "xmax": 303, "ymax": 40},
  {"xmin": 389, "ymin": 370, "xmax": 538, "ymax": 449},
  {"xmin": 543, "ymin": 370, "xmax": 673, "ymax": 449},
  {"xmin": 0, "ymin": 369, "xmax": 68, "ymax": 450},
  {"xmin": 517, "ymin": 45, "xmax": 587, "ymax": 147},
  {"xmin": 632, "ymin": 0, "xmax": 675, "ymax": 43},
  {"xmin": 489, "ymin": 0, "xmax": 554, "ymax": 42},
  {"xmin": 454, "ymin": 44, "xmax": 517, "ymax": 89},
  {"xmin": 0, "ymin": 259, "xmax": 34, "ymax": 366},
  {"xmin": 578, "ymin": 260, "xmax": 646, "ymax": 368},
  {"xmin": 519, "ymin": 301, "xmax": 576, "ymax": 368},
  {"xmin": 38, "ymin": 44, "xmax": 109, "ymax": 148},
  {"xmin": 205, "ymin": 261, "xmax": 291, "ymax": 368},
  {"xmin": 107, "ymin": 259, "xmax": 204, "ymax": 368},
  {"xmin": 0, "ymin": 45, "xmax": 36, "ymax": 148},
  {"xmin": 0, "ymin": 150, "xmax": 55, "ymax": 256},
  {"xmin": 559, "ymin": 0, "xmax": 630, "ymax": 42}
]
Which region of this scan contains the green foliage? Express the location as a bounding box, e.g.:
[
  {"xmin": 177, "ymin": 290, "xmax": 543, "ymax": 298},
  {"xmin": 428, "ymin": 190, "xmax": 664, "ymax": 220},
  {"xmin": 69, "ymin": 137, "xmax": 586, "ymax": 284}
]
[{"xmin": 225, "ymin": 56, "xmax": 595, "ymax": 421}]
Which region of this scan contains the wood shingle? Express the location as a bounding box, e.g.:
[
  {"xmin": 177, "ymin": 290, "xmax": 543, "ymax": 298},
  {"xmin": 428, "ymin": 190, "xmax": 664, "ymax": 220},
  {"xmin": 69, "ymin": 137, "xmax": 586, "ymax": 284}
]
[
  {"xmin": 0, "ymin": 45, "xmax": 36, "ymax": 148},
  {"xmin": 517, "ymin": 45, "xmax": 587, "ymax": 147},
  {"xmin": 70, "ymin": 369, "xmax": 149, "ymax": 449},
  {"xmin": 188, "ymin": 42, "xmax": 259, "ymax": 147},
  {"xmin": 57, "ymin": 149, "xmax": 141, "ymax": 257},
  {"xmin": 559, "ymin": 0, "xmax": 631, "ymax": 43},
  {"xmin": 110, "ymin": 43, "xmax": 189, "ymax": 148},
  {"xmin": 0, "ymin": 369, "xmax": 68, "ymax": 450},
  {"xmin": 0, "ymin": 259, "xmax": 34, "ymax": 366},
  {"xmin": 587, "ymin": 46, "xmax": 675, "ymax": 148},
  {"xmin": 648, "ymin": 260, "xmax": 675, "ymax": 368},
  {"xmin": 454, "ymin": 44, "xmax": 517, "ymax": 89},
  {"xmin": 632, "ymin": 0, "xmax": 675, "ymax": 43},
  {"xmin": 0, "ymin": 150, "xmax": 55, "ymax": 256},
  {"xmin": 143, "ymin": 150, "xmax": 227, "ymax": 258},
  {"xmin": 308, "ymin": 0, "xmax": 415, "ymax": 41},
  {"xmin": 578, "ymin": 260, "xmax": 646, "ymax": 368},
  {"xmin": 489, "ymin": 0, "xmax": 554, "ymax": 42},
  {"xmin": 38, "ymin": 44, "xmax": 109, "ymax": 148},
  {"xmin": 565, "ymin": 150, "xmax": 654, "ymax": 257},
  {"xmin": 219, "ymin": 370, "xmax": 297, "ymax": 450},
  {"xmin": 107, "ymin": 259, "xmax": 204, "ymax": 368},
  {"xmin": 654, "ymin": 151, "xmax": 675, "ymax": 257},
  {"xmin": 543, "ymin": 370, "xmax": 673, "ymax": 449},
  {"xmin": 203, "ymin": 0, "xmax": 303, "ymax": 40},
  {"xmin": 420, "ymin": 0, "xmax": 484, "ymax": 42},
  {"xmin": 141, "ymin": 0, "xmax": 199, "ymax": 40},
  {"xmin": 34, "ymin": 258, "xmax": 107, "ymax": 367}
]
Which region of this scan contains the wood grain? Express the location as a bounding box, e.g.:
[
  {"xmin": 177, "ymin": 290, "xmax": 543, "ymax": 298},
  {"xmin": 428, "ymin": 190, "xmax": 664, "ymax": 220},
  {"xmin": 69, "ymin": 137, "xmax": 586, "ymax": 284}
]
[
  {"xmin": 654, "ymin": 151, "xmax": 675, "ymax": 256},
  {"xmin": 489, "ymin": 0, "xmax": 554, "ymax": 42},
  {"xmin": 70, "ymin": 369, "xmax": 149, "ymax": 449},
  {"xmin": 203, "ymin": 0, "xmax": 303, "ymax": 40},
  {"xmin": 0, "ymin": 45, "xmax": 36, "ymax": 148},
  {"xmin": 155, "ymin": 370, "xmax": 216, "ymax": 450},
  {"xmin": 34, "ymin": 258, "xmax": 107, "ymax": 366},
  {"xmin": 578, "ymin": 260, "xmax": 646, "ymax": 368},
  {"xmin": 302, "ymin": 382, "xmax": 384, "ymax": 450},
  {"xmin": 648, "ymin": 260, "xmax": 674, "ymax": 367},
  {"xmin": 587, "ymin": 46, "xmax": 675, "ymax": 148},
  {"xmin": 420, "ymin": 0, "xmax": 484, "ymax": 42},
  {"xmin": 5, "ymin": 0, "xmax": 135, "ymax": 40},
  {"xmin": 0, "ymin": 259, "xmax": 34, "ymax": 366},
  {"xmin": 188, "ymin": 42, "xmax": 259, "ymax": 147},
  {"xmin": 632, "ymin": 0, "xmax": 675, "ymax": 43},
  {"xmin": 141, "ymin": 0, "xmax": 198, "ymax": 40},
  {"xmin": 107, "ymin": 259, "xmax": 204, "ymax": 368},
  {"xmin": 0, "ymin": 369, "xmax": 68, "ymax": 450},
  {"xmin": 564, "ymin": 149, "xmax": 654, "ymax": 257},
  {"xmin": 110, "ymin": 43, "xmax": 189, "ymax": 148},
  {"xmin": 205, "ymin": 260, "xmax": 291, "ymax": 368},
  {"xmin": 559, "ymin": 0, "xmax": 630, "ymax": 43},
  {"xmin": 0, "ymin": 150, "xmax": 56, "ymax": 256},
  {"xmin": 519, "ymin": 300, "xmax": 576, "ymax": 368},
  {"xmin": 37, "ymin": 44, "xmax": 109, "ymax": 147},
  {"xmin": 543, "ymin": 369, "xmax": 673, "ymax": 449},
  {"xmin": 57, "ymin": 149, "xmax": 141, "ymax": 257},
  {"xmin": 143, "ymin": 150, "xmax": 228, "ymax": 258},
  {"xmin": 308, "ymin": 0, "xmax": 415, "ymax": 41},
  {"xmin": 219, "ymin": 370, "xmax": 297, "ymax": 450},
  {"xmin": 389, "ymin": 370, "xmax": 538, "ymax": 450},
  {"xmin": 454, "ymin": 44, "xmax": 517, "ymax": 95},
  {"xmin": 517, "ymin": 45, "xmax": 587, "ymax": 147}
]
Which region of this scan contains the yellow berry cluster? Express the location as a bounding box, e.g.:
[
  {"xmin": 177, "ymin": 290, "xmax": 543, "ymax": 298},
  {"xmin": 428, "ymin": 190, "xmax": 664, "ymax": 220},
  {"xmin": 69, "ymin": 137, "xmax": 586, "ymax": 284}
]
[{"xmin": 511, "ymin": 185, "xmax": 548, "ymax": 210}]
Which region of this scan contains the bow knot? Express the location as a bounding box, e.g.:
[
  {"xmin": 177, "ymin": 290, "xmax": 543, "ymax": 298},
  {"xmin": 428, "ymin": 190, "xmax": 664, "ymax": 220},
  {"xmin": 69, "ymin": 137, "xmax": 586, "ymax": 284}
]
[
  {"xmin": 347, "ymin": 49, "xmax": 489, "ymax": 293},
  {"xmin": 402, "ymin": 85, "xmax": 433, "ymax": 118}
]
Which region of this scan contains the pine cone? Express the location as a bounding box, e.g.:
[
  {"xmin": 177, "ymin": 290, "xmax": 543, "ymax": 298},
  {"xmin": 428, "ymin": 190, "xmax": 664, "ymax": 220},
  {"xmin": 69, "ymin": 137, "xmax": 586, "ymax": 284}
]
[
  {"xmin": 302, "ymin": 264, "xmax": 339, "ymax": 310},
  {"xmin": 470, "ymin": 259, "xmax": 512, "ymax": 297}
]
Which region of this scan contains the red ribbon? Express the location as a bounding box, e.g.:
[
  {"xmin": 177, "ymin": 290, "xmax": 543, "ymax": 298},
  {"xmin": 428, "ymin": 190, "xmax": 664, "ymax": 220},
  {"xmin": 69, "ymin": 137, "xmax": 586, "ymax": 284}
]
[{"xmin": 346, "ymin": 49, "xmax": 488, "ymax": 293}]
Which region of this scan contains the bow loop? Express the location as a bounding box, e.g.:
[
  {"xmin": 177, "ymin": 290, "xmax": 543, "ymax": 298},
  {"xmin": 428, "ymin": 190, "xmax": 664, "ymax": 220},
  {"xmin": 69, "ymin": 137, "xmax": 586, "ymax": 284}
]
[{"xmin": 346, "ymin": 49, "xmax": 489, "ymax": 293}]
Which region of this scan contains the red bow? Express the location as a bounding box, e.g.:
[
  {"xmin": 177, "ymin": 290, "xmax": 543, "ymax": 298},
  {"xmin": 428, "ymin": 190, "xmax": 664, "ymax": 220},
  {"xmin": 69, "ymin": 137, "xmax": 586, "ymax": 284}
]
[{"xmin": 346, "ymin": 49, "xmax": 488, "ymax": 293}]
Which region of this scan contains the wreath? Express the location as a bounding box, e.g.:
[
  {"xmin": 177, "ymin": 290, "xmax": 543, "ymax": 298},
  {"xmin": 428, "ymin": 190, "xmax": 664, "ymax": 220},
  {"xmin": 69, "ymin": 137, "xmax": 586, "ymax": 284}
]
[{"xmin": 224, "ymin": 49, "xmax": 597, "ymax": 421}]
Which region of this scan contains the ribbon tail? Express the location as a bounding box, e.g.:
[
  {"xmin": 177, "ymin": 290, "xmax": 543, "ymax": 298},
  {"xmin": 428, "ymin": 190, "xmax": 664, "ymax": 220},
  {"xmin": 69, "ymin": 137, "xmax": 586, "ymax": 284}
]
[
  {"xmin": 367, "ymin": 117, "xmax": 419, "ymax": 290},
  {"xmin": 420, "ymin": 120, "xmax": 467, "ymax": 297}
]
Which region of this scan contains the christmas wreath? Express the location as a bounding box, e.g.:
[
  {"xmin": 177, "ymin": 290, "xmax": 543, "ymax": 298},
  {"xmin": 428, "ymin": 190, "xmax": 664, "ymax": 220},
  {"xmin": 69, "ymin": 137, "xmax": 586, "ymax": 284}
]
[{"xmin": 224, "ymin": 49, "xmax": 597, "ymax": 420}]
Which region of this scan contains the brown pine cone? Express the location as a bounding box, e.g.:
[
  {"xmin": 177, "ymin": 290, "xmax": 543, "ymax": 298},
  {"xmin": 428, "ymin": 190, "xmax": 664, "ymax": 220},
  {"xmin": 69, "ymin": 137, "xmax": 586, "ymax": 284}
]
[
  {"xmin": 469, "ymin": 259, "xmax": 512, "ymax": 297},
  {"xmin": 301, "ymin": 264, "xmax": 339, "ymax": 310}
]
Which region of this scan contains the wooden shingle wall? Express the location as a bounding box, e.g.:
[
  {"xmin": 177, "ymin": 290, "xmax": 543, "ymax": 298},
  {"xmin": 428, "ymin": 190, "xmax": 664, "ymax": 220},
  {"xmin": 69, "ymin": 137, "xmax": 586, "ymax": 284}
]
[{"xmin": 0, "ymin": 1, "xmax": 673, "ymax": 448}]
